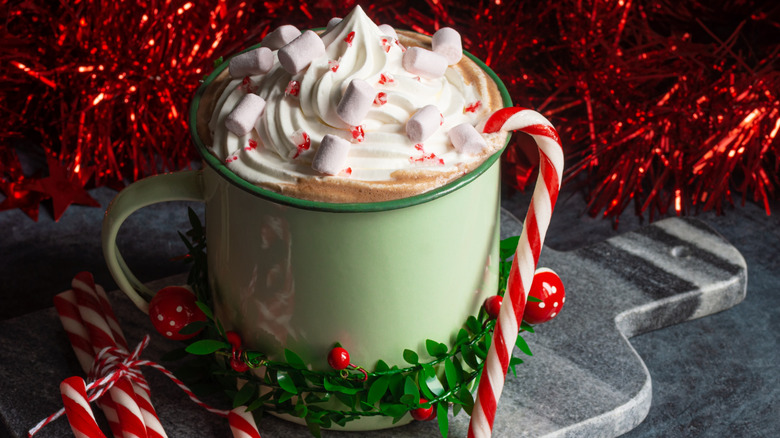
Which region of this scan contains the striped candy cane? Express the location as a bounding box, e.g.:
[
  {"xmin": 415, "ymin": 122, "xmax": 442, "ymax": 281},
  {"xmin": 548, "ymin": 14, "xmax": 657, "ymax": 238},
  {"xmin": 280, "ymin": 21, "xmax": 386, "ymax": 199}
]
[
  {"xmin": 93, "ymin": 278, "xmax": 166, "ymax": 438},
  {"xmin": 52, "ymin": 290, "xmax": 125, "ymax": 438},
  {"xmin": 72, "ymin": 273, "xmax": 154, "ymax": 438},
  {"xmin": 60, "ymin": 377, "xmax": 107, "ymax": 438},
  {"xmin": 228, "ymin": 407, "xmax": 262, "ymax": 438},
  {"xmin": 109, "ymin": 378, "xmax": 147, "ymax": 438},
  {"xmin": 468, "ymin": 108, "xmax": 564, "ymax": 438}
]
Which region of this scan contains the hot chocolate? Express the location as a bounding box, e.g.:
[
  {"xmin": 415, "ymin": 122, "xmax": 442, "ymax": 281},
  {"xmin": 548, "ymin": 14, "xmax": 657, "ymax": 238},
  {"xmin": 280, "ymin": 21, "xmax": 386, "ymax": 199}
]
[{"xmin": 196, "ymin": 6, "xmax": 508, "ymax": 203}]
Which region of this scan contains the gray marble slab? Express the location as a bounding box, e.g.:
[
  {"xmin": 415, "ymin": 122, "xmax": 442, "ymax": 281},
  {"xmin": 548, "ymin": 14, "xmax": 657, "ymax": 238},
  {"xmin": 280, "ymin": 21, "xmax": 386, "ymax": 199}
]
[{"xmin": 0, "ymin": 210, "xmax": 746, "ymax": 438}]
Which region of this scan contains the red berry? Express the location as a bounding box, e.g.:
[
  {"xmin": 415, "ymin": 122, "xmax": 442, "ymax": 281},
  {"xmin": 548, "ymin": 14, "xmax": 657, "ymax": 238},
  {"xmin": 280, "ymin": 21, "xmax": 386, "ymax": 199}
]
[
  {"xmin": 524, "ymin": 268, "xmax": 566, "ymax": 325},
  {"xmin": 411, "ymin": 398, "xmax": 435, "ymax": 421},
  {"xmin": 226, "ymin": 331, "xmax": 243, "ymax": 349},
  {"xmin": 484, "ymin": 295, "xmax": 503, "ymax": 319},
  {"xmin": 230, "ymin": 356, "xmax": 249, "ymax": 373},
  {"xmin": 327, "ymin": 347, "xmax": 350, "ymax": 370},
  {"xmin": 148, "ymin": 286, "xmax": 206, "ymax": 340}
]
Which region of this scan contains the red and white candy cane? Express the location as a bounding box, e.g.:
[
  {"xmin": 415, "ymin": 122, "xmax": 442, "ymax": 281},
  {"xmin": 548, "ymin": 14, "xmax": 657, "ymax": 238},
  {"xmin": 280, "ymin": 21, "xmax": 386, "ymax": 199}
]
[
  {"xmin": 72, "ymin": 272, "xmax": 164, "ymax": 438},
  {"xmin": 59, "ymin": 376, "xmax": 107, "ymax": 438},
  {"xmin": 52, "ymin": 290, "xmax": 124, "ymax": 438},
  {"xmin": 228, "ymin": 407, "xmax": 262, "ymax": 438},
  {"xmin": 468, "ymin": 108, "xmax": 564, "ymax": 438},
  {"xmin": 94, "ymin": 280, "xmax": 166, "ymax": 436}
]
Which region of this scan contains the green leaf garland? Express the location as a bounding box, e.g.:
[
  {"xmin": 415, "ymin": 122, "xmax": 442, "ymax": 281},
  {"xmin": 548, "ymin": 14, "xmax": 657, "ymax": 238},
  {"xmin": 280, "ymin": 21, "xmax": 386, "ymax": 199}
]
[{"xmin": 166, "ymin": 209, "xmax": 539, "ymax": 437}]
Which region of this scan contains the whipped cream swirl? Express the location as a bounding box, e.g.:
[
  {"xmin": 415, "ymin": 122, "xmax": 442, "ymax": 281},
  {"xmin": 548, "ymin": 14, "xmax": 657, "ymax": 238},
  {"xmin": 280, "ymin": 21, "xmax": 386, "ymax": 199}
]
[{"xmin": 206, "ymin": 6, "xmax": 501, "ymax": 200}]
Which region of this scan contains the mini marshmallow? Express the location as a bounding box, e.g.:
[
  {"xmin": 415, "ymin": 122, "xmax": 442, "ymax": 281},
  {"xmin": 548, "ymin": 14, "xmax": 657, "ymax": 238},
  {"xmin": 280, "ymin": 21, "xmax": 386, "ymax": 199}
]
[
  {"xmin": 432, "ymin": 27, "xmax": 462, "ymax": 65},
  {"xmin": 228, "ymin": 47, "xmax": 274, "ymax": 78},
  {"xmin": 402, "ymin": 47, "xmax": 448, "ymax": 79},
  {"xmin": 378, "ymin": 24, "xmax": 398, "ymax": 40},
  {"xmin": 406, "ymin": 105, "xmax": 442, "ymax": 142},
  {"xmin": 327, "ymin": 17, "xmax": 342, "ymax": 30},
  {"xmin": 336, "ymin": 79, "xmax": 376, "ymax": 126},
  {"xmin": 278, "ymin": 30, "xmax": 326, "ymax": 75},
  {"xmin": 225, "ymin": 94, "xmax": 266, "ymax": 136},
  {"xmin": 449, "ymin": 123, "xmax": 487, "ymax": 154},
  {"xmin": 312, "ymin": 134, "xmax": 351, "ymax": 175},
  {"xmin": 262, "ymin": 25, "xmax": 300, "ymax": 50}
]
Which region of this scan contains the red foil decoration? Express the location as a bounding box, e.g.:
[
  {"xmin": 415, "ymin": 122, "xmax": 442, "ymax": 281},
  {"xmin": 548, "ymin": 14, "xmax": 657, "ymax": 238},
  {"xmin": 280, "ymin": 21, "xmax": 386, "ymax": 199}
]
[{"xmin": 1, "ymin": 0, "xmax": 778, "ymax": 223}]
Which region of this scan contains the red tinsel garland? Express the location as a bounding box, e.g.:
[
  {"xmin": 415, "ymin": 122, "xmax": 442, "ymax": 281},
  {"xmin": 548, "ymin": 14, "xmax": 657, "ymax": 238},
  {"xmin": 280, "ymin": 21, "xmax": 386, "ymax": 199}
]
[
  {"xmin": 525, "ymin": 0, "xmax": 779, "ymax": 223},
  {"xmin": 0, "ymin": 0, "xmax": 777, "ymax": 223}
]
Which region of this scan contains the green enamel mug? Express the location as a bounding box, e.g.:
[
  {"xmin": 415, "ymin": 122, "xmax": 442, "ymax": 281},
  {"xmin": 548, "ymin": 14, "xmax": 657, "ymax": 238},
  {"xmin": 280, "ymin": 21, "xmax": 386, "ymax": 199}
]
[{"xmin": 102, "ymin": 43, "xmax": 511, "ymax": 431}]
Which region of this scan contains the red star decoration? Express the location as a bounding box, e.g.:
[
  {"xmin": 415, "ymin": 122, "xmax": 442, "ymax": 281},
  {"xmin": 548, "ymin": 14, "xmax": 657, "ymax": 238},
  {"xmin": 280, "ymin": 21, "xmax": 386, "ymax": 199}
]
[
  {"xmin": 27, "ymin": 156, "xmax": 100, "ymax": 221},
  {"xmin": 0, "ymin": 179, "xmax": 47, "ymax": 222}
]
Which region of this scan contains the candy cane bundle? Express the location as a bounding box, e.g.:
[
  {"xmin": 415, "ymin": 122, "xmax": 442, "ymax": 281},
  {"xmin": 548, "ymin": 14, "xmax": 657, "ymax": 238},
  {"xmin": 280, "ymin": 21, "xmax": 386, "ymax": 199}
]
[
  {"xmin": 62, "ymin": 272, "xmax": 164, "ymax": 438},
  {"xmin": 468, "ymin": 108, "xmax": 564, "ymax": 438},
  {"xmin": 32, "ymin": 272, "xmax": 263, "ymax": 438}
]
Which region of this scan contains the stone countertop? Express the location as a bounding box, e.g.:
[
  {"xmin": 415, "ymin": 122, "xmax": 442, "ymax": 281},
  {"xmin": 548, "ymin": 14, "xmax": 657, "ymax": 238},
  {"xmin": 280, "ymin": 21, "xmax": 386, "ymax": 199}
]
[
  {"xmin": 0, "ymin": 185, "xmax": 778, "ymax": 437},
  {"xmin": 505, "ymin": 188, "xmax": 779, "ymax": 438}
]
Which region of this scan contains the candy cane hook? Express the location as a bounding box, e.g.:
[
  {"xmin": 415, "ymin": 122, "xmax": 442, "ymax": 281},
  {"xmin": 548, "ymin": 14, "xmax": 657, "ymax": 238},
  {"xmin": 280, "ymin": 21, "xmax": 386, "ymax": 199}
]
[{"xmin": 468, "ymin": 108, "xmax": 564, "ymax": 438}]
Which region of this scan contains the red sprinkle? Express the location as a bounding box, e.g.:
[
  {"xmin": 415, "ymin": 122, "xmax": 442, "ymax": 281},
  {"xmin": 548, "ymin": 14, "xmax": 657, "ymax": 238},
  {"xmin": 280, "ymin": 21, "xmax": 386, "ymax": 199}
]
[
  {"xmin": 240, "ymin": 76, "xmax": 256, "ymax": 93},
  {"xmin": 373, "ymin": 92, "xmax": 387, "ymax": 106},
  {"xmin": 410, "ymin": 152, "xmax": 444, "ymax": 166},
  {"xmin": 378, "ymin": 73, "xmax": 395, "ymax": 85},
  {"xmin": 285, "ymin": 80, "xmax": 300, "ymax": 97},
  {"xmin": 381, "ymin": 38, "xmax": 392, "ymax": 53},
  {"xmin": 395, "ymin": 39, "xmax": 406, "ymax": 52},
  {"xmin": 344, "ymin": 31, "xmax": 355, "ymax": 46},
  {"xmin": 328, "ymin": 59, "xmax": 340, "ymax": 72},
  {"xmin": 411, "ymin": 145, "xmax": 443, "ymax": 165},
  {"xmin": 340, "ymin": 167, "xmax": 353, "ymax": 176},
  {"xmin": 247, "ymin": 139, "xmax": 258, "ymax": 150},
  {"xmin": 440, "ymin": 113, "xmax": 444, "ymax": 126},
  {"xmin": 291, "ymin": 130, "xmax": 311, "ymax": 159},
  {"xmin": 351, "ymin": 125, "xmax": 365, "ymax": 143},
  {"xmin": 465, "ymin": 101, "xmax": 482, "ymax": 113}
]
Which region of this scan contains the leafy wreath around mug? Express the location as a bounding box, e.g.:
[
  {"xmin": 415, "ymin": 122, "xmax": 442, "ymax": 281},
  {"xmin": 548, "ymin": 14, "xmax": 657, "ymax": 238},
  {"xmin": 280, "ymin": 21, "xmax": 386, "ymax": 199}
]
[{"xmin": 154, "ymin": 209, "xmax": 563, "ymax": 438}]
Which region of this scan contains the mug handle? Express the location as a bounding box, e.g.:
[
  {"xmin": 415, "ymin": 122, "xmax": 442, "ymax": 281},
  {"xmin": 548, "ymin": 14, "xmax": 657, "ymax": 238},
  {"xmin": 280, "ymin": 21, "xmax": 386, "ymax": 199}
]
[{"xmin": 102, "ymin": 170, "xmax": 205, "ymax": 313}]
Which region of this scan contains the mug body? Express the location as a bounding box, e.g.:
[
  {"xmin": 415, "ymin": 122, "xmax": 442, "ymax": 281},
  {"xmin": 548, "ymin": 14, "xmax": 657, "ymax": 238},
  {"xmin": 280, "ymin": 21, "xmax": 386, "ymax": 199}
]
[
  {"xmin": 186, "ymin": 36, "xmax": 512, "ymax": 430},
  {"xmin": 201, "ymin": 162, "xmax": 500, "ymax": 370}
]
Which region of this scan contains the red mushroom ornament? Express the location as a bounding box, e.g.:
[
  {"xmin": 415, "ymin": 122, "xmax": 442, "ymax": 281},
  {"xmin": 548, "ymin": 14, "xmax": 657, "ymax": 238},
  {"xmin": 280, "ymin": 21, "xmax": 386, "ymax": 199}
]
[
  {"xmin": 148, "ymin": 286, "xmax": 207, "ymax": 340},
  {"xmin": 523, "ymin": 268, "xmax": 565, "ymax": 325}
]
